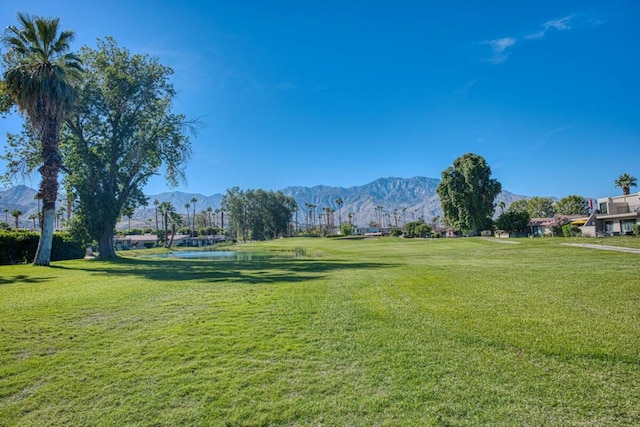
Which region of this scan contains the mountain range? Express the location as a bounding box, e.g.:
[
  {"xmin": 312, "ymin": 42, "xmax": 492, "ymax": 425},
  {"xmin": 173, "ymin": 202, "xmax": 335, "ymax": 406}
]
[{"xmin": 0, "ymin": 177, "xmax": 527, "ymax": 229}]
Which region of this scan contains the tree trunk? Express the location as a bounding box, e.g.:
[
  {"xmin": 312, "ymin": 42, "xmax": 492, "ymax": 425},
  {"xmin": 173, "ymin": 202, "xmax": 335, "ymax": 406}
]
[
  {"xmin": 168, "ymin": 223, "xmax": 176, "ymax": 248},
  {"xmin": 33, "ymin": 121, "xmax": 62, "ymax": 266},
  {"xmin": 98, "ymin": 229, "xmax": 117, "ymax": 259},
  {"xmin": 34, "ymin": 208, "xmax": 55, "ymax": 266}
]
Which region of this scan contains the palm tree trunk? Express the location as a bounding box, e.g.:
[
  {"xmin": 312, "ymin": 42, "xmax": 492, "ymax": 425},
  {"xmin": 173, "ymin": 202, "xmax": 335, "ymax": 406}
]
[
  {"xmin": 33, "ymin": 128, "xmax": 61, "ymax": 266},
  {"xmin": 34, "ymin": 208, "xmax": 55, "ymax": 265}
]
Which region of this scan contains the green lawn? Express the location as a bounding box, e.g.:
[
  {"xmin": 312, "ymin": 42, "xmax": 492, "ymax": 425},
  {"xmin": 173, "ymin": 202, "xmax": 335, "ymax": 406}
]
[{"xmin": 1, "ymin": 237, "xmax": 639, "ymax": 425}]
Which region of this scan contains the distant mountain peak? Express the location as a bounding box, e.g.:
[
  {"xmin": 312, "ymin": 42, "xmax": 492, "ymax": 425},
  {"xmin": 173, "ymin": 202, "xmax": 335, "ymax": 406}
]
[{"xmin": 2, "ymin": 176, "xmax": 527, "ymax": 229}]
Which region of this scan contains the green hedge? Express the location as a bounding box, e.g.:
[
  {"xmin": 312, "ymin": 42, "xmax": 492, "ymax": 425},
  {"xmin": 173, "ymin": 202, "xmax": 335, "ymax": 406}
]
[
  {"xmin": 0, "ymin": 231, "xmax": 86, "ymax": 265},
  {"xmin": 562, "ymin": 223, "xmax": 582, "ymax": 237}
]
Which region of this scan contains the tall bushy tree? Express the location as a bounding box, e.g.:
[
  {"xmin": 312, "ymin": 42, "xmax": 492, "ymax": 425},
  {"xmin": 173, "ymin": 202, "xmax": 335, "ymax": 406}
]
[
  {"xmin": 495, "ymin": 211, "xmax": 530, "ymax": 234},
  {"xmin": 526, "ymin": 196, "xmax": 555, "ymax": 218},
  {"xmin": 62, "ymin": 38, "xmax": 196, "ymax": 259},
  {"xmin": 222, "ymin": 187, "xmax": 297, "ymax": 241},
  {"xmin": 508, "ymin": 199, "xmax": 528, "ymax": 214},
  {"xmin": 555, "ymin": 195, "xmax": 589, "ymax": 216},
  {"xmin": 1, "ymin": 13, "xmax": 82, "ymax": 265},
  {"xmin": 437, "ymin": 153, "xmax": 502, "ymax": 235}
]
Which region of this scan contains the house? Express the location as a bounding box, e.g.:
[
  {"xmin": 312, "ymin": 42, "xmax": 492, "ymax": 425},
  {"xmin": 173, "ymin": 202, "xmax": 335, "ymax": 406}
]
[
  {"xmin": 527, "ymin": 218, "xmax": 553, "ymax": 237},
  {"xmin": 526, "ymin": 215, "xmax": 590, "ymax": 237},
  {"xmin": 579, "ymin": 192, "xmax": 640, "ymax": 237},
  {"xmin": 178, "ymin": 235, "xmax": 228, "ymax": 247},
  {"xmin": 114, "ymin": 234, "xmax": 158, "ymax": 250}
]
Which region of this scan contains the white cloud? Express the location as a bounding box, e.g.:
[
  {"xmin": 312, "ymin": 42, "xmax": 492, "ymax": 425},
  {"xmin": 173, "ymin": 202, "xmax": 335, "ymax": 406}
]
[
  {"xmin": 456, "ymin": 80, "xmax": 477, "ymax": 95},
  {"xmin": 483, "ymin": 37, "xmax": 516, "ymax": 64},
  {"xmin": 526, "ymin": 14, "xmax": 575, "ymax": 39}
]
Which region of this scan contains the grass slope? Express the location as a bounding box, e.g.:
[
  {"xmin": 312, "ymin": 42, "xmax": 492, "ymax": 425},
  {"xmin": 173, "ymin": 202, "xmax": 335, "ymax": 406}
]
[{"xmin": 1, "ymin": 237, "xmax": 639, "ymax": 425}]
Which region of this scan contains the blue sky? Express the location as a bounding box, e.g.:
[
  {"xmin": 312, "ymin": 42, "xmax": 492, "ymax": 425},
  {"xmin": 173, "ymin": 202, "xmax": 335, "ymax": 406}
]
[{"xmin": 1, "ymin": 1, "xmax": 639, "ymax": 198}]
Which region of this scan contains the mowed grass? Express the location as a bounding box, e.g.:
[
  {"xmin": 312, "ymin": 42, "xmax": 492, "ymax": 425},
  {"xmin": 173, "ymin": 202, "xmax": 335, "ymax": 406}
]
[{"xmin": 1, "ymin": 237, "xmax": 639, "ymax": 426}]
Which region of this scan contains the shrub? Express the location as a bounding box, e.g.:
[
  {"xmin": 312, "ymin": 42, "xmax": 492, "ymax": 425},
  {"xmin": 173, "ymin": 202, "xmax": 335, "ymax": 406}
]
[
  {"xmin": 404, "ymin": 221, "xmax": 431, "ymax": 238},
  {"xmin": 51, "ymin": 233, "xmax": 87, "ymax": 261},
  {"xmin": 0, "ymin": 230, "xmax": 38, "ymax": 264},
  {"xmin": 390, "ymin": 229, "xmax": 403, "ymax": 237},
  {"xmin": 562, "ymin": 223, "xmax": 581, "ymax": 237},
  {"xmin": 340, "ymin": 223, "xmax": 354, "ymax": 236},
  {"xmin": 633, "ymin": 224, "xmax": 640, "ymax": 237},
  {"xmin": 0, "ymin": 230, "xmax": 85, "ymax": 265}
]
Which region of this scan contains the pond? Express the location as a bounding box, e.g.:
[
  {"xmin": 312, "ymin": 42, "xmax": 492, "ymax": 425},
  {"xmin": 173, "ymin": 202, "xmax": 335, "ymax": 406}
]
[{"xmin": 144, "ymin": 250, "xmax": 294, "ymax": 261}]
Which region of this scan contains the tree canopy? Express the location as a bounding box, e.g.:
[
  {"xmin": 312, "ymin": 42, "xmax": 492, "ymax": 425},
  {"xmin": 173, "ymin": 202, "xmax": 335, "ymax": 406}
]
[
  {"xmin": 62, "ymin": 37, "xmax": 196, "ymax": 258},
  {"xmin": 614, "ymin": 173, "xmax": 637, "ymax": 195},
  {"xmin": 526, "ymin": 196, "xmax": 555, "ymax": 218},
  {"xmin": 495, "ymin": 210, "xmax": 530, "ymax": 234},
  {"xmin": 554, "ymin": 195, "xmax": 589, "ymax": 216},
  {"xmin": 222, "ymin": 187, "xmax": 297, "ymax": 241},
  {"xmin": 436, "ymin": 153, "xmax": 501, "ymax": 235},
  {"xmin": 404, "ymin": 220, "xmax": 431, "ymax": 238}
]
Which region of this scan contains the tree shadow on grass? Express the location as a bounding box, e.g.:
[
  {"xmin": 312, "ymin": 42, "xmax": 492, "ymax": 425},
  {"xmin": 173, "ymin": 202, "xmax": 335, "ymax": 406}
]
[
  {"xmin": 52, "ymin": 256, "xmax": 399, "ymax": 285},
  {"xmin": 0, "ymin": 274, "xmax": 56, "ymax": 286}
]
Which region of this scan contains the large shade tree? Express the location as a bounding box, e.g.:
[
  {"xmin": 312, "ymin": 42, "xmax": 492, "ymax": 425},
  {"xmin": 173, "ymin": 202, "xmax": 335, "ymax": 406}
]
[
  {"xmin": 62, "ymin": 38, "xmax": 196, "ymax": 259},
  {"xmin": 1, "ymin": 13, "xmax": 82, "ymax": 265},
  {"xmin": 614, "ymin": 173, "xmax": 637, "ymax": 195},
  {"xmin": 437, "ymin": 153, "xmax": 502, "ymax": 235}
]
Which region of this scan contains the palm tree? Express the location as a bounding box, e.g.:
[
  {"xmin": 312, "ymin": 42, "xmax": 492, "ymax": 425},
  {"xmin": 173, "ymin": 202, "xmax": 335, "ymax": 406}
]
[
  {"xmin": 184, "ymin": 203, "xmax": 191, "ymax": 234},
  {"xmin": 498, "ymin": 201, "xmax": 506, "ymax": 214},
  {"xmin": 158, "ymin": 201, "xmax": 175, "ymax": 247},
  {"xmin": 614, "ymin": 173, "xmax": 637, "ymax": 195},
  {"xmin": 56, "ymin": 207, "xmax": 65, "ymax": 229},
  {"xmin": 2, "ymin": 13, "xmax": 82, "ymax": 265},
  {"xmin": 206, "ymin": 207, "xmax": 213, "ymax": 229},
  {"xmin": 11, "ymin": 209, "xmax": 22, "ymax": 229},
  {"xmin": 335, "ymin": 197, "xmax": 343, "ymax": 225},
  {"xmin": 153, "ymin": 199, "xmax": 159, "ymax": 230},
  {"xmin": 3, "ymin": 208, "xmax": 8, "ymax": 224},
  {"xmin": 28, "ymin": 213, "xmax": 38, "ymax": 228},
  {"xmin": 190, "ymin": 197, "xmax": 197, "ymax": 235}
]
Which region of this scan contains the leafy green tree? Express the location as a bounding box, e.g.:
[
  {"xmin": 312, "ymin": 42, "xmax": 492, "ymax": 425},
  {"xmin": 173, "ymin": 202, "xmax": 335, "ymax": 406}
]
[
  {"xmin": 614, "ymin": 173, "xmax": 637, "ymax": 195},
  {"xmin": 1, "ymin": 13, "xmax": 82, "ymax": 265},
  {"xmin": 222, "ymin": 187, "xmax": 297, "ymax": 241},
  {"xmin": 340, "ymin": 222, "xmax": 353, "ymax": 236},
  {"xmin": 62, "ymin": 38, "xmax": 196, "ymax": 259},
  {"xmin": 404, "ymin": 220, "xmax": 431, "ymax": 238},
  {"xmin": 437, "ymin": 153, "xmax": 502, "ymax": 235},
  {"xmin": 526, "ymin": 196, "xmax": 555, "ymax": 218},
  {"xmin": 495, "ymin": 211, "xmax": 530, "ymax": 234},
  {"xmin": 555, "ymin": 195, "xmax": 589, "ymax": 216},
  {"xmin": 508, "ymin": 199, "xmax": 528, "ymax": 213}
]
